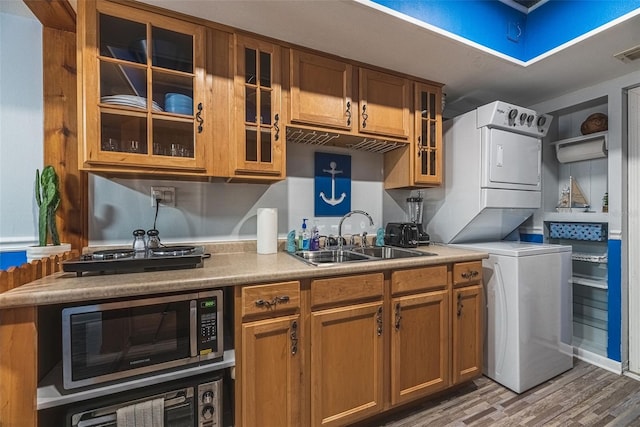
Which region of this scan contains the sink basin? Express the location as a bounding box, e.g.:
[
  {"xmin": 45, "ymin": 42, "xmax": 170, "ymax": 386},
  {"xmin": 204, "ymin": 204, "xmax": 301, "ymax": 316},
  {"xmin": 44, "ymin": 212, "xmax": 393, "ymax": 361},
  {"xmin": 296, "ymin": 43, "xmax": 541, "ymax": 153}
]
[
  {"xmin": 290, "ymin": 246, "xmax": 436, "ymax": 266},
  {"xmin": 291, "ymin": 249, "xmax": 371, "ymax": 267},
  {"xmin": 352, "ymin": 246, "xmax": 437, "ymax": 259}
]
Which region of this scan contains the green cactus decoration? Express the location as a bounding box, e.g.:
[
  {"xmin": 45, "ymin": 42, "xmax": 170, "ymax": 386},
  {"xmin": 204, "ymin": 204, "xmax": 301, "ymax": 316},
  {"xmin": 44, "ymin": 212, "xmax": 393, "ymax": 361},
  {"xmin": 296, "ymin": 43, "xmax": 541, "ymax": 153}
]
[{"xmin": 35, "ymin": 166, "xmax": 61, "ymax": 246}]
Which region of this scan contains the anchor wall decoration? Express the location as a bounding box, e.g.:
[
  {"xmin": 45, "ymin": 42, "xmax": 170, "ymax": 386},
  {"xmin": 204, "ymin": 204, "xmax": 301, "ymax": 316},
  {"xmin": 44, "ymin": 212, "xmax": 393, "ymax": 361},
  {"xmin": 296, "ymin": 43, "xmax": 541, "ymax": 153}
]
[{"xmin": 314, "ymin": 152, "xmax": 351, "ymax": 216}]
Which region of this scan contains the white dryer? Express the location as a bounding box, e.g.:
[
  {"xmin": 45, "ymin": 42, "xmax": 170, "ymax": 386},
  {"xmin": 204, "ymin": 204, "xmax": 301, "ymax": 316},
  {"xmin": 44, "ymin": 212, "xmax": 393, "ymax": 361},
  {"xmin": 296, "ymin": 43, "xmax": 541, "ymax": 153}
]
[{"xmin": 453, "ymin": 241, "xmax": 573, "ymax": 393}]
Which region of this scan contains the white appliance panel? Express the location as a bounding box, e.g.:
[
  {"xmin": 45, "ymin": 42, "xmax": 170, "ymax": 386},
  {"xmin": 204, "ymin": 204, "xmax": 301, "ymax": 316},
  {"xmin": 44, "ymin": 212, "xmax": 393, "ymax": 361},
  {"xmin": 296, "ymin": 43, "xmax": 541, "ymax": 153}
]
[{"xmin": 483, "ymin": 129, "xmax": 541, "ymax": 190}]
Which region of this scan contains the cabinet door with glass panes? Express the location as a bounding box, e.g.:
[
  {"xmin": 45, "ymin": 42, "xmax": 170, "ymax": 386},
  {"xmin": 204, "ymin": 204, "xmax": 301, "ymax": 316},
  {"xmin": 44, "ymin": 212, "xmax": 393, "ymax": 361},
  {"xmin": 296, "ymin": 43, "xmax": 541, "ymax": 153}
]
[
  {"xmin": 78, "ymin": 1, "xmax": 207, "ymax": 172},
  {"xmin": 233, "ymin": 35, "xmax": 284, "ymax": 180},
  {"xmin": 414, "ymin": 83, "xmax": 443, "ymax": 186}
]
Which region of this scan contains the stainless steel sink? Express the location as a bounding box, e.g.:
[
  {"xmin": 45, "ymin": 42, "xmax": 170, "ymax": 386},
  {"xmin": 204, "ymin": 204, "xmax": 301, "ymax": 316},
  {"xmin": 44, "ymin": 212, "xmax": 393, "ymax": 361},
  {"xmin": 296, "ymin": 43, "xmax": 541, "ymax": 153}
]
[
  {"xmin": 290, "ymin": 246, "xmax": 436, "ymax": 267},
  {"xmin": 291, "ymin": 249, "xmax": 372, "ymax": 267},
  {"xmin": 351, "ymin": 246, "xmax": 437, "ymax": 259}
]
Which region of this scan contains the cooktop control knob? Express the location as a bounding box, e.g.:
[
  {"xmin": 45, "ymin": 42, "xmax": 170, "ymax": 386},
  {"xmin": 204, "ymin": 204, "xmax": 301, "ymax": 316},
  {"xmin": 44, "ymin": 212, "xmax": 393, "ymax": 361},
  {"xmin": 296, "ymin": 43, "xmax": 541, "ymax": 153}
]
[
  {"xmin": 537, "ymin": 116, "xmax": 547, "ymax": 127},
  {"xmin": 202, "ymin": 405, "xmax": 215, "ymax": 420}
]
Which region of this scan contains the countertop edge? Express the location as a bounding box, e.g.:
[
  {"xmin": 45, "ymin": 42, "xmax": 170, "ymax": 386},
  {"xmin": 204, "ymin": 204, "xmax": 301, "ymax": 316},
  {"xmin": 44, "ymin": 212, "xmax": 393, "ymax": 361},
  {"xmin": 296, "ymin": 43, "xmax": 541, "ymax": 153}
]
[{"xmin": 0, "ymin": 246, "xmax": 488, "ymax": 309}]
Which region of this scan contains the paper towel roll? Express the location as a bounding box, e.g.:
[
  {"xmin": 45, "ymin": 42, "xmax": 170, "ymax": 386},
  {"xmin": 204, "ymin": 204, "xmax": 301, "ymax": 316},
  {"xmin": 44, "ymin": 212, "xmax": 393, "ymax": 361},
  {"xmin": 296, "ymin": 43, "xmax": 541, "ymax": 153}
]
[{"xmin": 257, "ymin": 208, "xmax": 278, "ymax": 254}]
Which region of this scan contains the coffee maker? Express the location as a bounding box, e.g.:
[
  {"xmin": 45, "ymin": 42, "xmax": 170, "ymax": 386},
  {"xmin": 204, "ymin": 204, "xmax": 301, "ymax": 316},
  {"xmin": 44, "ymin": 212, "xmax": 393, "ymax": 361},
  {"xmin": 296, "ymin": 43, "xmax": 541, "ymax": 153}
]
[{"xmin": 407, "ymin": 194, "xmax": 430, "ymax": 245}]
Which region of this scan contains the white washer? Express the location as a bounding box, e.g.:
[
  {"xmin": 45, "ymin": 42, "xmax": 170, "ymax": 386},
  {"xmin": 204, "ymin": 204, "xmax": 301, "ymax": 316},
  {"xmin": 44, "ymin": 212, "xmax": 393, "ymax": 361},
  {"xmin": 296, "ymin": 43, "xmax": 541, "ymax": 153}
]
[{"xmin": 452, "ymin": 241, "xmax": 573, "ymax": 393}]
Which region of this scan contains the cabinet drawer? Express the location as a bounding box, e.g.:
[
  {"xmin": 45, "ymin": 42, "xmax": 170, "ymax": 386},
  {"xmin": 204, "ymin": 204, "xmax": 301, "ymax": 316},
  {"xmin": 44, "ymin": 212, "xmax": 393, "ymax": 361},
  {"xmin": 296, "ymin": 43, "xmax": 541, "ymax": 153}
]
[
  {"xmin": 241, "ymin": 281, "xmax": 300, "ymax": 319},
  {"xmin": 453, "ymin": 262, "xmax": 483, "ymax": 287},
  {"xmin": 392, "ymin": 265, "xmax": 447, "ymax": 295},
  {"xmin": 311, "ymin": 273, "xmax": 383, "ymax": 308}
]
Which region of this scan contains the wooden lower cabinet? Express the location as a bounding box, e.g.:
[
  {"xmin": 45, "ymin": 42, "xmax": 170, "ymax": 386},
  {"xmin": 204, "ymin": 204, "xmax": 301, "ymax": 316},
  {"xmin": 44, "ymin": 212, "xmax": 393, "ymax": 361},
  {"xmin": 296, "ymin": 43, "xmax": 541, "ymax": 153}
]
[
  {"xmin": 240, "ymin": 314, "xmax": 301, "ymax": 427},
  {"xmin": 311, "ymin": 301, "xmax": 384, "ymax": 427},
  {"xmin": 452, "ymin": 284, "xmax": 483, "ymax": 385},
  {"xmin": 390, "ymin": 289, "xmax": 449, "ymax": 405}
]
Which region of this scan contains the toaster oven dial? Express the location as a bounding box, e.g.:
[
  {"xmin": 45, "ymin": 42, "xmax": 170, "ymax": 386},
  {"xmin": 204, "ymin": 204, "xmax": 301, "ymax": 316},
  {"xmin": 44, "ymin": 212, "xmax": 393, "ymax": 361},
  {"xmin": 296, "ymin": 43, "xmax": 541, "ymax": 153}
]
[
  {"xmin": 202, "ymin": 405, "xmax": 215, "ymax": 420},
  {"xmin": 202, "ymin": 390, "xmax": 214, "ymax": 404}
]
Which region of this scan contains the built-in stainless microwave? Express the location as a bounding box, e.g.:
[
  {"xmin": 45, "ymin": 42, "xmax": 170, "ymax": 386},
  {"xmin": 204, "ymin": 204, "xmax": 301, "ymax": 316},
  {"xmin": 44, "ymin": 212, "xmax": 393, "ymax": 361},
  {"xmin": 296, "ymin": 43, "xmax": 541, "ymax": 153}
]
[{"xmin": 62, "ymin": 290, "xmax": 224, "ymax": 389}]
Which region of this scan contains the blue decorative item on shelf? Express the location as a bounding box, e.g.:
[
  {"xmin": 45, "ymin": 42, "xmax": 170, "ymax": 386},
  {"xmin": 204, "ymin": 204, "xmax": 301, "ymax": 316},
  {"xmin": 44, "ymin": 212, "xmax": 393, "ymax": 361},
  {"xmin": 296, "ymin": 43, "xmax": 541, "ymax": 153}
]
[{"xmin": 549, "ymin": 222, "xmax": 607, "ymax": 241}]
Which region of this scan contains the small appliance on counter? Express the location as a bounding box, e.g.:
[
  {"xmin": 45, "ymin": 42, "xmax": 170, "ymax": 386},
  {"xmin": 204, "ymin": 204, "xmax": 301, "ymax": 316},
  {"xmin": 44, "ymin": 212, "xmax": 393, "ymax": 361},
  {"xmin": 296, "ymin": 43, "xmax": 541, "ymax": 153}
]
[
  {"xmin": 62, "ymin": 245, "xmax": 208, "ymax": 276},
  {"xmin": 407, "ymin": 194, "xmax": 430, "ymax": 245},
  {"xmin": 384, "ymin": 222, "xmax": 419, "ymax": 248}
]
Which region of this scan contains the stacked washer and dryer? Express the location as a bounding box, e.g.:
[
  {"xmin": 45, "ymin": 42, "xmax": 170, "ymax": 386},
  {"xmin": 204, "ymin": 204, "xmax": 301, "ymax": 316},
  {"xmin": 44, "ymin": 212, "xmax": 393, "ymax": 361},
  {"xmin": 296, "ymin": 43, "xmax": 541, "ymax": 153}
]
[{"xmin": 426, "ymin": 101, "xmax": 573, "ymax": 393}]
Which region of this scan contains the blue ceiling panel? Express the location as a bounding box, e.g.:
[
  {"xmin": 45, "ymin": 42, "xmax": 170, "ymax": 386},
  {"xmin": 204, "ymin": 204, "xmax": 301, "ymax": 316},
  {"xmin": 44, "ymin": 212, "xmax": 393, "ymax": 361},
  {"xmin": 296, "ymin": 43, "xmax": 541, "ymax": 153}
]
[{"xmin": 370, "ymin": 0, "xmax": 640, "ymax": 62}]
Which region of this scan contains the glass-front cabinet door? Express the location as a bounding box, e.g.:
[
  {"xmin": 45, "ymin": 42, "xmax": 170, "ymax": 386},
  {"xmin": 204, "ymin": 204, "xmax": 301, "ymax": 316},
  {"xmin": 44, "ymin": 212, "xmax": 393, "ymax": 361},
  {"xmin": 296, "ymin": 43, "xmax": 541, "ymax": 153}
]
[
  {"xmin": 233, "ymin": 35, "xmax": 284, "ymax": 180},
  {"xmin": 414, "ymin": 83, "xmax": 443, "ymax": 186},
  {"xmin": 79, "ymin": 1, "xmax": 207, "ymax": 172}
]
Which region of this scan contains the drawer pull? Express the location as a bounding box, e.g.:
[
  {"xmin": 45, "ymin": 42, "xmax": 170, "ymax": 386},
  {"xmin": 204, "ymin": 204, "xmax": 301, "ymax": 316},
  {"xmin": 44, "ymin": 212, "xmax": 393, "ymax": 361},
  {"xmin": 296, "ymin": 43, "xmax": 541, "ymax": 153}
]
[
  {"xmin": 461, "ymin": 270, "xmax": 479, "ymax": 279},
  {"xmin": 255, "ymin": 295, "xmax": 290, "ymax": 309}
]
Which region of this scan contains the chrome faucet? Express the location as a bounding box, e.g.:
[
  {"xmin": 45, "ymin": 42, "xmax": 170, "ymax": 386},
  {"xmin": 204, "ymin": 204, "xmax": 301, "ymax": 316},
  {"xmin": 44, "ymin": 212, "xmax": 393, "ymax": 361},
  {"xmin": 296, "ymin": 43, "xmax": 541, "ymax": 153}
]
[{"xmin": 338, "ymin": 210, "xmax": 374, "ymax": 249}]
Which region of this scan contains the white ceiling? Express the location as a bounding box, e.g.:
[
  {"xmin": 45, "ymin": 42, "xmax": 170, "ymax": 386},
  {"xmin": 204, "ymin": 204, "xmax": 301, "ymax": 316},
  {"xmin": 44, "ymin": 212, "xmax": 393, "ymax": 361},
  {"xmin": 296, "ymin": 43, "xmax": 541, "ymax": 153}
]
[{"xmin": 138, "ymin": 0, "xmax": 640, "ymax": 117}]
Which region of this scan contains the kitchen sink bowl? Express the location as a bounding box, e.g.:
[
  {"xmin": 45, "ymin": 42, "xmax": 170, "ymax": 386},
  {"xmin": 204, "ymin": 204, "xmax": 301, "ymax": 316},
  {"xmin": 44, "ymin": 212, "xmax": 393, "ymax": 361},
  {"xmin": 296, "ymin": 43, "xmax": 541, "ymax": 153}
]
[
  {"xmin": 292, "ymin": 249, "xmax": 371, "ymax": 267},
  {"xmin": 351, "ymin": 245, "xmax": 436, "ymax": 259},
  {"xmin": 290, "ymin": 246, "xmax": 436, "ymax": 266}
]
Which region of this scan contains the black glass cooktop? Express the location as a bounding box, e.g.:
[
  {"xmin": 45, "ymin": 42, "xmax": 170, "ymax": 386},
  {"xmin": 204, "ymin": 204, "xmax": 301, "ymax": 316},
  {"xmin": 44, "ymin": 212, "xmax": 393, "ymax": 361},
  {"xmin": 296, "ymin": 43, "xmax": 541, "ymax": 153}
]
[{"xmin": 62, "ymin": 246, "xmax": 208, "ymax": 277}]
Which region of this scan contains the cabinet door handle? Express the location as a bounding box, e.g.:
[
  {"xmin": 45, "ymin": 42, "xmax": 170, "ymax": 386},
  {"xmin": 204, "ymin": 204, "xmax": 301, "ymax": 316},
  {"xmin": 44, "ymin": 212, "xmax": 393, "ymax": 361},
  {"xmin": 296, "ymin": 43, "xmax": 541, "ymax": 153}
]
[
  {"xmin": 346, "ymin": 101, "xmax": 351, "ymax": 126},
  {"xmin": 417, "ymin": 136, "xmax": 422, "ymax": 157},
  {"xmin": 457, "ymin": 293, "xmax": 464, "ymax": 316},
  {"xmin": 274, "ymin": 113, "xmax": 280, "ymax": 141},
  {"xmin": 196, "ymin": 102, "xmax": 204, "ymax": 133},
  {"xmin": 362, "ymin": 104, "xmax": 368, "ymax": 128},
  {"xmin": 255, "ymin": 295, "xmax": 290, "ymax": 309},
  {"xmin": 394, "ymin": 303, "xmax": 402, "ymax": 331},
  {"xmin": 376, "ymin": 306, "xmax": 383, "ymax": 336},
  {"xmin": 290, "ymin": 320, "xmax": 298, "ymax": 355}
]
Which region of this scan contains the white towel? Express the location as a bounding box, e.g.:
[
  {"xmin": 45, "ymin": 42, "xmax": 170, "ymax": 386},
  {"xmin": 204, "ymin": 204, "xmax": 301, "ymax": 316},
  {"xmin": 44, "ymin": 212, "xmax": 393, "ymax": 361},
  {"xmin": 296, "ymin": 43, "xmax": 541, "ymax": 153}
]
[{"xmin": 116, "ymin": 397, "xmax": 164, "ymax": 427}]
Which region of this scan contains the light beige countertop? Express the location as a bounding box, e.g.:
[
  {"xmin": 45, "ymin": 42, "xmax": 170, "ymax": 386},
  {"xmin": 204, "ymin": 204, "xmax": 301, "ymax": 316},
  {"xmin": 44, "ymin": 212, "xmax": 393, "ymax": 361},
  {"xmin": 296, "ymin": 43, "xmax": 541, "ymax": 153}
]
[{"xmin": 0, "ymin": 243, "xmax": 488, "ymax": 309}]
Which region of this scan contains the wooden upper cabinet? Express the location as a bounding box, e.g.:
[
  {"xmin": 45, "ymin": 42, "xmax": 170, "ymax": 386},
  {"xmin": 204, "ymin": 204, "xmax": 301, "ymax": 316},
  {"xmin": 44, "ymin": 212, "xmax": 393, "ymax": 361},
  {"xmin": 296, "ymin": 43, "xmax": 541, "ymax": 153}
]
[
  {"xmin": 232, "ymin": 35, "xmax": 285, "ymax": 181},
  {"xmin": 358, "ymin": 68, "xmax": 411, "ymax": 139},
  {"xmin": 290, "ymin": 50, "xmax": 353, "ymax": 130},
  {"xmin": 414, "ymin": 83, "xmax": 443, "ymax": 186},
  {"xmin": 78, "ymin": 0, "xmax": 208, "ymax": 174}
]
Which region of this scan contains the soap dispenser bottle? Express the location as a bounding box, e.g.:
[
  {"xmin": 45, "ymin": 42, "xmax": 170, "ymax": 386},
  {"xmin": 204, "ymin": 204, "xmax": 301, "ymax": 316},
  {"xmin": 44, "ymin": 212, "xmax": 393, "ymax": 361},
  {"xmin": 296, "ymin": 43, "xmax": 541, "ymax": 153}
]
[
  {"xmin": 298, "ymin": 219, "xmax": 310, "ymax": 250},
  {"xmin": 310, "ymin": 221, "xmax": 320, "ymax": 251}
]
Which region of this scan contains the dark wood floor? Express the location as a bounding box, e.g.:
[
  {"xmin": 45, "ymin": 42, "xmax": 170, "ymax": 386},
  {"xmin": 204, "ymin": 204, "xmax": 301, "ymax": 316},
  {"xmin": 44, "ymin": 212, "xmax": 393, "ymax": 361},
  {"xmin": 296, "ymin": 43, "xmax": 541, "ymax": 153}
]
[{"xmin": 372, "ymin": 360, "xmax": 640, "ymax": 427}]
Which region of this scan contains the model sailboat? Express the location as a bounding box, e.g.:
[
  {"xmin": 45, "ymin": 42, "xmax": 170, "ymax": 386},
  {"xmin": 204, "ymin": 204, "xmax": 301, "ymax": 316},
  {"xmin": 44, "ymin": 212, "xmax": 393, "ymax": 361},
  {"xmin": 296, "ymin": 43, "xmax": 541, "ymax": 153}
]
[{"xmin": 557, "ymin": 176, "xmax": 589, "ymax": 211}]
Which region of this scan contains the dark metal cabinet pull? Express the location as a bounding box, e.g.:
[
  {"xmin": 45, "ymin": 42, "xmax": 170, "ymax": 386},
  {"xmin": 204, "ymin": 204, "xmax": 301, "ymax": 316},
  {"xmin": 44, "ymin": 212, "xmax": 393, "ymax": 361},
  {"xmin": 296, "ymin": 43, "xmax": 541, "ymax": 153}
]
[
  {"xmin": 196, "ymin": 103, "xmax": 204, "ymax": 133},
  {"xmin": 255, "ymin": 295, "xmax": 290, "ymax": 309},
  {"xmin": 362, "ymin": 104, "xmax": 368, "ymax": 128},
  {"xmin": 274, "ymin": 113, "xmax": 280, "ymax": 141},
  {"xmin": 417, "ymin": 136, "xmax": 422, "ymax": 157},
  {"xmin": 394, "ymin": 303, "xmax": 402, "ymax": 331},
  {"xmin": 376, "ymin": 306, "xmax": 383, "ymax": 336},
  {"xmin": 290, "ymin": 320, "xmax": 298, "ymax": 355},
  {"xmin": 461, "ymin": 270, "xmax": 479, "ymax": 280},
  {"xmin": 457, "ymin": 293, "xmax": 464, "ymax": 316},
  {"xmin": 346, "ymin": 101, "xmax": 352, "ymax": 126}
]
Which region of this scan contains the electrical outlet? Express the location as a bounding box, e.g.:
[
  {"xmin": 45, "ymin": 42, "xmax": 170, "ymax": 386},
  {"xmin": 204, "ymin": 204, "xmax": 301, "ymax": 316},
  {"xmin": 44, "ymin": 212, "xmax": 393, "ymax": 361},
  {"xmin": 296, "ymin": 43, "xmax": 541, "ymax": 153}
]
[{"xmin": 151, "ymin": 186, "xmax": 176, "ymax": 207}]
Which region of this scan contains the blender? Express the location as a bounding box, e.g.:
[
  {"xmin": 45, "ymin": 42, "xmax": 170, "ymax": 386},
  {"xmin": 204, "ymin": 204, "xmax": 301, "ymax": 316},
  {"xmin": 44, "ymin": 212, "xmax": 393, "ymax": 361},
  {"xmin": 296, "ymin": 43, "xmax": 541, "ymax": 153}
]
[{"xmin": 407, "ymin": 193, "xmax": 430, "ymax": 245}]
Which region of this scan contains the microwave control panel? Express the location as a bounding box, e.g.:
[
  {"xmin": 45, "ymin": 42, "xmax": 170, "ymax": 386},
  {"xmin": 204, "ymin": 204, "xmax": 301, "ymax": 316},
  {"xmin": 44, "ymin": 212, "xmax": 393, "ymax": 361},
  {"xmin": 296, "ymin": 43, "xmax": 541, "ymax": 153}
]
[{"xmin": 197, "ymin": 289, "xmax": 223, "ymax": 357}]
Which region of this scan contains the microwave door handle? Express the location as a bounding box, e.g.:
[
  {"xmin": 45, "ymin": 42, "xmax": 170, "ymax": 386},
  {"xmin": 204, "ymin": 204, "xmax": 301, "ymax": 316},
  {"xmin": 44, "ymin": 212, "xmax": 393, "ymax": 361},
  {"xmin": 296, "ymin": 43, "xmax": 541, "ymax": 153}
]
[
  {"xmin": 190, "ymin": 300, "xmax": 198, "ymax": 357},
  {"xmin": 165, "ymin": 394, "xmax": 188, "ymax": 407}
]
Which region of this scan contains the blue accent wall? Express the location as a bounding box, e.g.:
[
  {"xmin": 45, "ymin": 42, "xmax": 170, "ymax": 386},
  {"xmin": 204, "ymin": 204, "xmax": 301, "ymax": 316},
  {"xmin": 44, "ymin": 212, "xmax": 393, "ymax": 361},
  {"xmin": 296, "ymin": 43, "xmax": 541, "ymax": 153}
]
[
  {"xmin": 608, "ymin": 238, "xmax": 622, "ymax": 362},
  {"xmin": 0, "ymin": 250, "xmax": 27, "ymax": 270},
  {"xmin": 519, "ymin": 233, "xmax": 543, "ymax": 243},
  {"xmin": 371, "ymin": 0, "xmax": 640, "ymax": 61}
]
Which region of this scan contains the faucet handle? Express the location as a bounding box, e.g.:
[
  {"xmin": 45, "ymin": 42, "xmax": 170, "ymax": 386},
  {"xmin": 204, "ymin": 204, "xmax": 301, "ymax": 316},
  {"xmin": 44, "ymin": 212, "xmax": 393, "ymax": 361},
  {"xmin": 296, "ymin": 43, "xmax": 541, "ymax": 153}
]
[
  {"xmin": 349, "ymin": 234, "xmax": 356, "ymax": 246},
  {"xmin": 361, "ymin": 231, "xmax": 368, "ymax": 247}
]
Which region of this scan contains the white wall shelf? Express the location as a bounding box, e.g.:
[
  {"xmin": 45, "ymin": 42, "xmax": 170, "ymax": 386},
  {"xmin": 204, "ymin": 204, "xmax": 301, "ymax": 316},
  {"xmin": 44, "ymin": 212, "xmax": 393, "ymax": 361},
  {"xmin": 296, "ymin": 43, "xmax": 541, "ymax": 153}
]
[
  {"xmin": 572, "ymin": 274, "xmax": 608, "ymax": 289},
  {"xmin": 543, "ymin": 212, "xmax": 608, "ymax": 223}
]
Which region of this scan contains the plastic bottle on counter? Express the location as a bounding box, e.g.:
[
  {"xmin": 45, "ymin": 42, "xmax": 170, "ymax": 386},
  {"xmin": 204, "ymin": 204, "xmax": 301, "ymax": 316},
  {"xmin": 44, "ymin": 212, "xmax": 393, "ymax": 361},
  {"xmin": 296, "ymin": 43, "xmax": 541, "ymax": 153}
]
[
  {"xmin": 375, "ymin": 227, "xmax": 385, "ymax": 247},
  {"xmin": 310, "ymin": 221, "xmax": 320, "ymax": 251},
  {"xmin": 287, "ymin": 230, "xmax": 297, "ymax": 253},
  {"xmin": 298, "ymin": 218, "xmax": 310, "ymax": 251}
]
